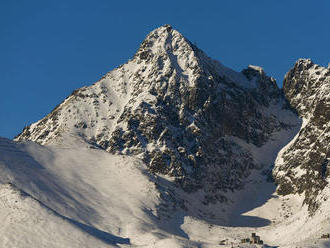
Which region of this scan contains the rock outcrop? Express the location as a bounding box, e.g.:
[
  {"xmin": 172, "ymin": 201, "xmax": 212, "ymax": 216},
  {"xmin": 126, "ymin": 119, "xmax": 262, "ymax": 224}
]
[{"xmin": 274, "ymin": 59, "xmax": 330, "ymax": 212}]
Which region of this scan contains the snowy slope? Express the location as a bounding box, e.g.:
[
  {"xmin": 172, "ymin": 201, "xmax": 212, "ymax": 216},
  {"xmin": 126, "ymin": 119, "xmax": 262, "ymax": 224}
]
[
  {"xmin": 2, "ymin": 135, "xmax": 330, "ymax": 248},
  {"xmin": 0, "ymin": 137, "xmax": 156, "ymax": 247},
  {"xmin": 0, "ymin": 184, "xmax": 114, "ymax": 248}
]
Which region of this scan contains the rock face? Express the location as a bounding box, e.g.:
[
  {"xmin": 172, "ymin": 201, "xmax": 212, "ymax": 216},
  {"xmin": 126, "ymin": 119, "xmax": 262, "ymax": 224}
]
[
  {"xmin": 15, "ymin": 25, "xmax": 298, "ymax": 202},
  {"xmin": 273, "ymin": 59, "xmax": 330, "ymax": 213}
]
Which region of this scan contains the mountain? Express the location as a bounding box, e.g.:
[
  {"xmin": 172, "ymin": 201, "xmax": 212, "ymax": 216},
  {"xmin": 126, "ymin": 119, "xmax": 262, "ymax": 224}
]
[
  {"xmin": 15, "ymin": 25, "xmax": 299, "ymax": 204},
  {"xmin": 3, "ymin": 25, "xmax": 330, "ymax": 247},
  {"xmin": 274, "ymin": 59, "xmax": 330, "ymax": 213}
]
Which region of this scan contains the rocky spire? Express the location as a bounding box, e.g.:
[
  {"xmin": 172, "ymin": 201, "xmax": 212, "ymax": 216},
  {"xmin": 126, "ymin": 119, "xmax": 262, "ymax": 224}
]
[{"xmin": 274, "ymin": 59, "xmax": 330, "ymax": 213}]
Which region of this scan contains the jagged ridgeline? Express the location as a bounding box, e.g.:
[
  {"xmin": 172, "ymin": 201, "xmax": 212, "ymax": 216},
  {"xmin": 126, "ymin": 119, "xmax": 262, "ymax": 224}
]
[
  {"xmin": 15, "ymin": 25, "xmax": 297, "ymax": 200},
  {"xmin": 273, "ymin": 59, "xmax": 330, "ymax": 213}
]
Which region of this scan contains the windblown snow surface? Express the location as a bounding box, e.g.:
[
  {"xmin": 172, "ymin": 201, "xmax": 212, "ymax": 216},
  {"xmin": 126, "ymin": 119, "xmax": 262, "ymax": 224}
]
[{"xmin": 1, "ymin": 130, "xmax": 330, "ymax": 248}]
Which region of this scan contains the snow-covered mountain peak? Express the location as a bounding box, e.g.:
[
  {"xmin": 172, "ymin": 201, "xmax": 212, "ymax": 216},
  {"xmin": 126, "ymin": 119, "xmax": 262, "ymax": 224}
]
[
  {"xmin": 133, "ymin": 25, "xmax": 263, "ymax": 90},
  {"xmin": 283, "ymin": 58, "xmax": 330, "ymax": 118},
  {"xmin": 134, "ymin": 24, "xmax": 198, "ymax": 72},
  {"xmin": 135, "ymin": 24, "xmax": 191, "ymax": 56},
  {"xmin": 15, "ymin": 25, "xmax": 299, "ymax": 199},
  {"xmin": 294, "ymin": 58, "xmax": 314, "ymax": 70}
]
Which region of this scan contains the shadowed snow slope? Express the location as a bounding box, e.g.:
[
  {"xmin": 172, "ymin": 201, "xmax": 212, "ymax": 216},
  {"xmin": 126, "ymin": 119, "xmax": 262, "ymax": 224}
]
[{"xmin": 0, "ymin": 137, "xmax": 155, "ymax": 247}]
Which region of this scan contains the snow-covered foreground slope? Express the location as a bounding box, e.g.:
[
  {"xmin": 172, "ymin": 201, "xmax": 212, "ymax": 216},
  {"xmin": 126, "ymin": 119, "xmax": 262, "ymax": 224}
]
[
  {"xmin": 2, "ymin": 135, "xmax": 330, "ymax": 248},
  {"xmin": 0, "ymin": 136, "xmax": 157, "ymax": 247},
  {"xmin": 0, "ymin": 184, "xmax": 111, "ymax": 248}
]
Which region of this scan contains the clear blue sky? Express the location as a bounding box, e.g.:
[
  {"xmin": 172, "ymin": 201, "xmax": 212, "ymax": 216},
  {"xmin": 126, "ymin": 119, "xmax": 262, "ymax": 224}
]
[{"xmin": 0, "ymin": 0, "xmax": 329, "ymax": 138}]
